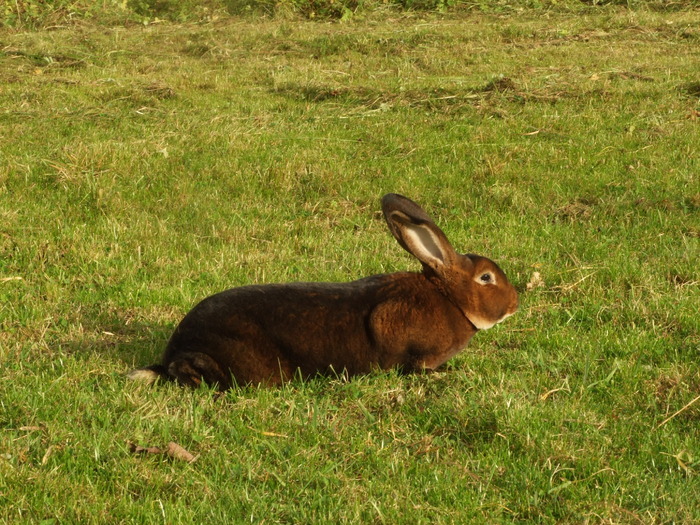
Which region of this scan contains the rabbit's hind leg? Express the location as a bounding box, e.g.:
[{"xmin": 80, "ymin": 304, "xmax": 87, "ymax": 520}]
[{"xmin": 167, "ymin": 352, "xmax": 232, "ymax": 391}]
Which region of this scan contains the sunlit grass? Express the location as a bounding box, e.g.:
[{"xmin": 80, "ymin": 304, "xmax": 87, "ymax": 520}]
[{"xmin": 1, "ymin": 5, "xmax": 699, "ymax": 523}]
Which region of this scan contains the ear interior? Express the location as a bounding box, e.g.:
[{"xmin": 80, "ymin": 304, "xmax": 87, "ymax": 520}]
[{"xmin": 389, "ymin": 210, "xmax": 456, "ymax": 272}]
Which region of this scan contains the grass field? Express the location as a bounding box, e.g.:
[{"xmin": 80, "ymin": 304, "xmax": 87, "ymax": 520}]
[{"xmin": 1, "ymin": 3, "xmax": 699, "ymax": 523}]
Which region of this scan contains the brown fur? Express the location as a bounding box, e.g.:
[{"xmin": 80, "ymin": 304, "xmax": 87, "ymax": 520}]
[{"xmin": 129, "ymin": 194, "xmax": 518, "ymax": 390}]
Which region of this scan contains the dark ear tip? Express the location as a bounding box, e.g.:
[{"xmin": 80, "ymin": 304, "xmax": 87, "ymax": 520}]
[
  {"xmin": 381, "ymin": 193, "xmax": 434, "ymax": 225},
  {"xmin": 381, "ymin": 193, "xmax": 406, "ymax": 208},
  {"xmin": 381, "ymin": 193, "xmax": 421, "ymax": 215}
]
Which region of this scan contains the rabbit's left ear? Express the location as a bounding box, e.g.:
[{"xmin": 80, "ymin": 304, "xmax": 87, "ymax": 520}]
[{"xmin": 382, "ymin": 194, "xmax": 461, "ymax": 274}]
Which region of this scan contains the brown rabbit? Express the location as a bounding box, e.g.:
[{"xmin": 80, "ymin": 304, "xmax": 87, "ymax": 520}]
[{"xmin": 129, "ymin": 194, "xmax": 518, "ymax": 390}]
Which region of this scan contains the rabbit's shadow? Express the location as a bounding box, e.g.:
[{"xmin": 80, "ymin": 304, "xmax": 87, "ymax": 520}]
[{"xmin": 60, "ymin": 306, "xmax": 173, "ymax": 369}]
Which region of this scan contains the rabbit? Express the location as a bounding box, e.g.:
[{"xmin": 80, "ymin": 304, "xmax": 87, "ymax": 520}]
[{"xmin": 128, "ymin": 193, "xmax": 519, "ymax": 390}]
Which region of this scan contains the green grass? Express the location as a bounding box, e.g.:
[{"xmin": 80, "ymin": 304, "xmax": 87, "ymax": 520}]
[{"xmin": 1, "ymin": 4, "xmax": 699, "ymax": 523}]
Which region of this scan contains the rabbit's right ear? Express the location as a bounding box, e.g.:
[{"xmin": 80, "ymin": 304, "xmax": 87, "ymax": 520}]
[{"xmin": 381, "ymin": 194, "xmax": 460, "ymax": 275}]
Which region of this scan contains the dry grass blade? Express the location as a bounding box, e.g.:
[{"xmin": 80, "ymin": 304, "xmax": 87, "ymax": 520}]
[
  {"xmin": 655, "ymin": 394, "xmax": 700, "ymax": 430},
  {"xmin": 0, "ymin": 277, "xmax": 23, "ymax": 283}
]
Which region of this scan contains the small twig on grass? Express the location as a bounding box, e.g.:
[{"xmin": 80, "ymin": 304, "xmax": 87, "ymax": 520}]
[
  {"xmin": 165, "ymin": 442, "xmax": 197, "ymax": 463},
  {"xmin": 19, "ymin": 425, "xmax": 44, "ymax": 432},
  {"xmin": 128, "ymin": 441, "xmax": 197, "ymax": 463},
  {"xmin": 655, "ymin": 394, "xmax": 700, "ymax": 430},
  {"xmin": 41, "ymin": 445, "xmax": 54, "ymax": 465}
]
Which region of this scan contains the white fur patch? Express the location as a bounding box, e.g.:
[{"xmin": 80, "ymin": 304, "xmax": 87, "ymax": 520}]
[
  {"xmin": 468, "ymin": 311, "xmax": 514, "ymax": 330},
  {"xmin": 126, "ymin": 368, "xmax": 160, "ymax": 384}
]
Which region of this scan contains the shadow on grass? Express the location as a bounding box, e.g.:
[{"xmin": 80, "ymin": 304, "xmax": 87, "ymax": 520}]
[
  {"xmin": 270, "ymin": 76, "xmax": 581, "ymax": 113},
  {"xmin": 58, "ymin": 307, "xmax": 173, "ymax": 371}
]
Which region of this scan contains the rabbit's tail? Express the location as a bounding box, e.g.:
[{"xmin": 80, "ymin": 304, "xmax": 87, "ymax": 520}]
[{"xmin": 127, "ymin": 364, "xmax": 170, "ymax": 385}]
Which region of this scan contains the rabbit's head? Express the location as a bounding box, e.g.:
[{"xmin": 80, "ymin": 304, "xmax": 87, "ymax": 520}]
[{"xmin": 382, "ymin": 194, "xmax": 518, "ymax": 330}]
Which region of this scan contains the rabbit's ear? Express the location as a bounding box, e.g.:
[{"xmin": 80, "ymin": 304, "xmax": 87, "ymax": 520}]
[{"xmin": 382, "ymin": 194, "xmax": 460, "ymax": 273}]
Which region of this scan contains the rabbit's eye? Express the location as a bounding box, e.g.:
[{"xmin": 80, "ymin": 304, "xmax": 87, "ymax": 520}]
[{"xmin": 479, "ymin": 272, "xmax": 494, "ymax": 284}]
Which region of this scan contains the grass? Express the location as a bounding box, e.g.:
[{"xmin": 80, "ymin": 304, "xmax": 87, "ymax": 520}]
[{"xmin": 1, "ymin": 4, "xmax": 699, "ymax": 523}]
